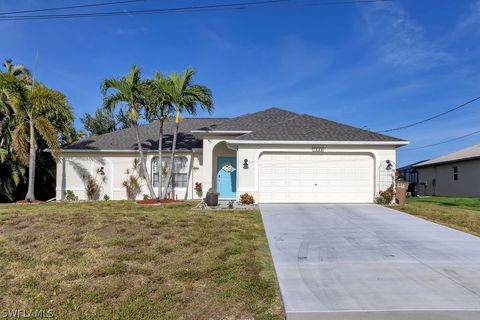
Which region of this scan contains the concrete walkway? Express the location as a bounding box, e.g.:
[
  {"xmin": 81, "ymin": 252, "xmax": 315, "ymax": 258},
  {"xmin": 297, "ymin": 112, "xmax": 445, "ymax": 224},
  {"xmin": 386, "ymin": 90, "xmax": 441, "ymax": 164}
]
[{"xmin": 260, "ymin": 204, "xmax": 480, "ymax": 320}]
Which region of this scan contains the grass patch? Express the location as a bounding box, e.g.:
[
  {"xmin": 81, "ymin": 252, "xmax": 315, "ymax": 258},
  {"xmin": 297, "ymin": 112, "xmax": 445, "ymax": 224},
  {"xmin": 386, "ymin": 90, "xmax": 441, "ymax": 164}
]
[
  {"xmin": 393, "ymin": 197, "xmax": 480, "ymax": 236},
  {"xmin": 406, "ymin": 196, "xmax": 480, "ymax": 212},
  {"xmin": 0, "ymin": 201, "xmax": 283, "ymax": 319}
]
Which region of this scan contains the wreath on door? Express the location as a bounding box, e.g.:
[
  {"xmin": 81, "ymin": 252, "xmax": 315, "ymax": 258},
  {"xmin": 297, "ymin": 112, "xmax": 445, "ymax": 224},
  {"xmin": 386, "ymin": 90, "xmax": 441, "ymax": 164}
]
[{"xmin": 222, "ymin": 162, "xmax": 233, "ymax": 172}]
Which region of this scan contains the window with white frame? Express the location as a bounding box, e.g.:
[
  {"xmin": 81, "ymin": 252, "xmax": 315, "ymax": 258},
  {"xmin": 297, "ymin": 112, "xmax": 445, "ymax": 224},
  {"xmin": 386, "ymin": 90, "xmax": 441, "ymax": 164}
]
[
  {"xmin": 151, "ymin": 156, "xmax": 189, "ymax": 188},
  {"xmin": 453, "ymin": 166, "xmax": 458, "ymax": 181}
]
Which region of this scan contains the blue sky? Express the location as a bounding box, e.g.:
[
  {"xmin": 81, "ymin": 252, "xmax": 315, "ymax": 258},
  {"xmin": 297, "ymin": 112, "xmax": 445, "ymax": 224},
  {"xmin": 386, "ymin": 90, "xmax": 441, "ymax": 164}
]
[{"xmin": 1, "ymin": 0, "xmax": 479, "ymax": 166}]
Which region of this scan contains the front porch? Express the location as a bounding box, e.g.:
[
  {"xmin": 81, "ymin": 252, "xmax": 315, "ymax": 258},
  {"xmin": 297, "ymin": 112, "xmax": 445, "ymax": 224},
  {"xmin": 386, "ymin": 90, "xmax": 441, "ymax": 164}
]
[{"xmin": 201, "ymin": 139, "xmax": 239, "ymax": 200}]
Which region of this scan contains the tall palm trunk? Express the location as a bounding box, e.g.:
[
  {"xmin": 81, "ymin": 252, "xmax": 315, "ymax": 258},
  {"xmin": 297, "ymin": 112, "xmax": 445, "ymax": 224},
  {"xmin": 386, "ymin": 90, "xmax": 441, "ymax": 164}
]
[
  {"xmin": 156, "ymin": 118, "xmax": 164, "ymax": 200},
  {"xmin": 162, "ymin": 115, "xmax": 179, "ymax": 199},
  {"xmin": 133, "ymin": 124, "xmax": 156, "ymax": 199},
  {"xmin": 25, "ymin": 119, "xmax": 36, "ymax": 201}
]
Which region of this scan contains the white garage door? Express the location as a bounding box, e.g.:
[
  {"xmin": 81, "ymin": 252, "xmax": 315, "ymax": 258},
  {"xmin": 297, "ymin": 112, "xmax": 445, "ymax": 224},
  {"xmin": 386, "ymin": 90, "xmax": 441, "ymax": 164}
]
[{"xmin": 258, "ymin": 153, "xmax": 374, "ymax": 203}]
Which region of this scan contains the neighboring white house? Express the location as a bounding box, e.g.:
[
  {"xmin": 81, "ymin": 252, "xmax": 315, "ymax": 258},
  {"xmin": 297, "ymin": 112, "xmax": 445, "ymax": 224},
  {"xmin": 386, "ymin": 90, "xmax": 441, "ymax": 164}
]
[
  {"xmin": 414, "ymin": 144, "xmax": 480, "ymax": 197},
  {"xmin": 57, "ymin": 108, "xmax": 408, "ymax": 203}
]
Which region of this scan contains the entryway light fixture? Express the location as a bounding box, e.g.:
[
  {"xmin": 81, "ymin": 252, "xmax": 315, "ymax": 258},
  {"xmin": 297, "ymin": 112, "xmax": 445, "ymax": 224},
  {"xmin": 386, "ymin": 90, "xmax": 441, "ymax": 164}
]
[
  {"xmin": 243, "ymin": 159, "xmax": 249, "ymax": 169},
  {"xmin": 385, "ymin": 160, "xmax": 393, "ymax": 171}
]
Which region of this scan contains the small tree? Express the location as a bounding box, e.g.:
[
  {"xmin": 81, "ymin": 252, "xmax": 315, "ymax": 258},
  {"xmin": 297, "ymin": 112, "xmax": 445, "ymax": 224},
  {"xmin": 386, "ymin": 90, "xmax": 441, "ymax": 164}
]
[{"xmin": 80, "ymin": 107, "xmax": 118, "ymax": 136}]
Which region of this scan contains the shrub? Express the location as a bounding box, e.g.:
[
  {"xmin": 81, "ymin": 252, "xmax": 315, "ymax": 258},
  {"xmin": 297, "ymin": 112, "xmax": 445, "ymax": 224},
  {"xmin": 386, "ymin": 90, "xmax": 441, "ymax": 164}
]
[
  {"xmin": 82, "ymin": 166, "xmax": 105, "ymax": 201},
  {"xmin": 84, "ymin": 177, "xmax": 99, "ymax": 200},
  {"xmin": 64, "ymin": 190, "xmax": 78, "ymax": 201},
  {"xmin": 143, "ymin": 194, "xmax": 151, "ymax": 200},
  {"xmin": 103, "ymin": 194, "xmax": 110, "ymax": 201},
  {"xmin": 122, "ymin": 159, "xmax": 143, "ymax": 200},
  {"xmin": 122, "ymin": 176, "xmax": 141, "ymax": 200},
  {"xmin": 375, "ymin": 184, "xmax": 395, "ymax": 205},
  {"xmin": 239, "ymin": 193, "xmax": 255, "ymax": 205}
]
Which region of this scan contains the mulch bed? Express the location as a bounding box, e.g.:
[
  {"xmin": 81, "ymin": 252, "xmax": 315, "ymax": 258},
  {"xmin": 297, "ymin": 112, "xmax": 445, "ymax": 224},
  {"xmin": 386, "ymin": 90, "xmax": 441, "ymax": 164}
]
[
  {"xmin": 16, "ymin": 200, "xmax": 44, "ymax": 205},
  {"xmin": 136, "ymin": 199, "xmax": 181, "ymax": 205}
]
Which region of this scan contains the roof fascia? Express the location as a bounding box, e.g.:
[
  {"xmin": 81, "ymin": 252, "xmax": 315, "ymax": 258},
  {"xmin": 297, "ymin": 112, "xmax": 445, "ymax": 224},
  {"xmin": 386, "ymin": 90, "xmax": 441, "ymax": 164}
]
[{"xmin": 226, "ymin": 140, "xmax": 410, "ymax": 146}]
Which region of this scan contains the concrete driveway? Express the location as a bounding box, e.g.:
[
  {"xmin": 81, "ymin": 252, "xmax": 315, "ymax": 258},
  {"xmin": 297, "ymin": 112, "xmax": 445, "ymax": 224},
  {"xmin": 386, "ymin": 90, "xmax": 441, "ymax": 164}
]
[{"xmin": 260, "ymin": 204, "xmax": 480, "ymax": 320}]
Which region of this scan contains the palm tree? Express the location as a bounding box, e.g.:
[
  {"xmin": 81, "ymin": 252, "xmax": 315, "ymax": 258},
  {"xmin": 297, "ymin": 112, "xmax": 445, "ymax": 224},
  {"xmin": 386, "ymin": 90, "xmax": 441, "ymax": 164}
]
[
  {"xmin": 1, "ymin": 61, "xmax": 31, "ymax": 202},
  {"xmin": 0, "ymin": 59, "xmax": 30, "ymax": 120},
  {"xmin": 101, "ymin": 65, "xmax": 156, "ymax": 199},
  {"xmin": 12, "ymin": 85, "xmax": 72, "ymax": 201},
  {"xmin": 2, "ymin": 59, "xmax": 31, "ymax": 81},
  {"xmin": 1, "ymin": 72, "xmax": 25, "ymax": 199},
  {"xmin": 160, "ymin": 68, "xmax": 213, "ymax": 199},
  {"xmin": 141, "ymin": 74, "xmax": 174, "ymax": 200}
]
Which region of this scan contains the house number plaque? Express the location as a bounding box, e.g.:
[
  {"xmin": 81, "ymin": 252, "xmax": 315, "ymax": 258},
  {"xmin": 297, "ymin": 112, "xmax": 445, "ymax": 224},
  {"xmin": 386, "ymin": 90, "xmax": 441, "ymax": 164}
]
[{"xmin": 312, "ymin": 147, "xmax": 325, "ymax": 152}]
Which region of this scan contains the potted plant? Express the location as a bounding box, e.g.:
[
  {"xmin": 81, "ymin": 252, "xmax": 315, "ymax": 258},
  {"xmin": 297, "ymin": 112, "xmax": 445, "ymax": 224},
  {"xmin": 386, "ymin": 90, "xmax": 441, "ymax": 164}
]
[
  {"xmin": 194, "ymin": 182, "xmax": 202, "ymax": 196},
  {"xmin": 205, "ymin": 188, "xmax": 219, "ymax": 206}
]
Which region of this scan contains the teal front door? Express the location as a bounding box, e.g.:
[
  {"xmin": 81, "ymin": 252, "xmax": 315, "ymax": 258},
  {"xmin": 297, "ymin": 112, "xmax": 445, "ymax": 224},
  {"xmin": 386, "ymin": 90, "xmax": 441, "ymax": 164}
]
[{"xmin": 217, "ymin": 156, "xmax": 237, "ymax": 199}]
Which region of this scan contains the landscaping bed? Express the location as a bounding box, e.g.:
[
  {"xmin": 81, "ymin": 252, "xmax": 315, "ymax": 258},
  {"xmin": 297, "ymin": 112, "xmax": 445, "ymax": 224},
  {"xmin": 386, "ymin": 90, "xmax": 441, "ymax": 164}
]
[{"xmin": 0, "ymin": 201, "xmax": 283, "ymax": 319}]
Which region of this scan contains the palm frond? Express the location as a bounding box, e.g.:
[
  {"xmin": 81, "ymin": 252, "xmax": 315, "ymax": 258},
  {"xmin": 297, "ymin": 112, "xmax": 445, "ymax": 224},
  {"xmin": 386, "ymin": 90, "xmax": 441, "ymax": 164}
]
[
  {"xmin": 34, "ymin": 117, "xmax": 60, "ymax": 159},
  {"xmin": 0, "ymin": 148, "xmax": 6, "ymax": 163},
  {"xmin": 12, "ymin": 123, "xmax": 29, "ymax": 166},
  {"xmin": 0, "ymin": 73, "xmax": 29, "ymax": 115},
  {"xmin": 126, "ymin": 65, "xmax": 142, "ymax": 87},
  {"xmin": 184, "ymin": 85, "xmax": 213, "ymax": 114},
  {"xmin": 103, "ymin": 91, "xmax": 125, "ymax": 111},
  {"xmin": 161, "ymin": 67, "xmax": 213, "ymax": 116},
  {"xmin": 29, "ymin": 85, "xmax": 71, "ymax": 117},
  {"xmin": 142, "ymin": 75, "xmax": 174, "ymax": 121},
  {"xmin": 101, "ymin": 77, "xmax": 124, "ymax": 96},
  {"xmin": 102, "ymin": 65, "xmax": 143, "ymax": 116}
]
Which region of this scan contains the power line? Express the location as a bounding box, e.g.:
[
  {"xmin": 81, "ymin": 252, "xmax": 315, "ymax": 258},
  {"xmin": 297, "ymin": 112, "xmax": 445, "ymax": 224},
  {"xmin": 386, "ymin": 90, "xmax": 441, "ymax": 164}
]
[
  {"xmin": 378, "ymin": 96, "xmax": 480, "ymax": 133},
  {"xmin": 0, "ymin": 0, "xmax": 392, "ymax": 21},
  {"xmin": 0, "ymin": 0, "xmax": 146, "ymax": 16},
  {"xmin": 398, "ymin": 129, "xmax": 480, "ymax": 151}
]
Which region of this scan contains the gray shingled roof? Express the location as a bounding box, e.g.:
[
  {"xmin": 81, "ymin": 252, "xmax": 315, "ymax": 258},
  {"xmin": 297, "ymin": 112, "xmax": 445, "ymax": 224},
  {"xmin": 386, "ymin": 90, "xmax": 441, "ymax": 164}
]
[
  {"xmin": 62, "ymin": 107, "xmax": 405, "ymax": 151},
  {"xmin": 235, "ymin": 114, "xmax": 404, "ymax": 142},
  {"xmin": 414, "ymin": 144, "xmax": 480, "ymax": 167},
  {"xmin": 205, "ymin": 107, "xmax": 299, "ymax": 131},
  {"xmin": 63, "ymin": 118, "xmax": 226, "ymax": 151}
]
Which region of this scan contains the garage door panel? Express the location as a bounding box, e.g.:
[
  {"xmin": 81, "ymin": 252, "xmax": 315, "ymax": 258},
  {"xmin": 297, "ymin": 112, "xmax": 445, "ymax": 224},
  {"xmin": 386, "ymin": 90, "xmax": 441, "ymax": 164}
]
[{"xmin": 258, "ymin": 153, "xmax": 374, "ymax": 203}]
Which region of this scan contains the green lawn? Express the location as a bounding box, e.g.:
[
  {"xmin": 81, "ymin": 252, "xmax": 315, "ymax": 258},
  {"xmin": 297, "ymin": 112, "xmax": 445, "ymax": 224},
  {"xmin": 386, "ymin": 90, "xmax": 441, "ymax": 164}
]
[
  {"xmin": 394, "ymin": 197, "xmax": 480, "ymax": 237},
  {"xmin": 406, "ymin": 197, "xmax": 480, "ymax": 212},
  {"xmin": 0, "ymin": 201, "xmax": 283, "ymax": 320}
]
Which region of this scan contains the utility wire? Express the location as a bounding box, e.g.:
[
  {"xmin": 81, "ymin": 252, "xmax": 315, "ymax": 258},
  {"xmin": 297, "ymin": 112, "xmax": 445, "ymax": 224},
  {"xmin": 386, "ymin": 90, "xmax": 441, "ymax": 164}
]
[
  {"xmin": 378, "ymin": 96, "xmax": 480, "ymax": 133},
  {"xmin": 0, "ymin": 0, "xmax": 392, "ymax": 21},
  {"xmin": 399, "ymin": 129, "xmax": 480, "ymax": 151},
  {"xmin": 0, "ymin": 0, "xmax": 146, "ymax": 16}
]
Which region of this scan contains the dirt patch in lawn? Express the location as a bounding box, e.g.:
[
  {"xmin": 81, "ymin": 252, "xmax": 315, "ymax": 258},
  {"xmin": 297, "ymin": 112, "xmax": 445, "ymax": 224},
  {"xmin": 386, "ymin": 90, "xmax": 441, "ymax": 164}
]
[
  {"xmin": 0, "ymin": 201, "xmax": 283, "ymax": 319},
  {"xmin": 15, "ymin": 199, "xmax": 44, "ymax": 205},
  {"xmin": 136, "ymin": 199, "xmax": 181, "ymax": 205}
]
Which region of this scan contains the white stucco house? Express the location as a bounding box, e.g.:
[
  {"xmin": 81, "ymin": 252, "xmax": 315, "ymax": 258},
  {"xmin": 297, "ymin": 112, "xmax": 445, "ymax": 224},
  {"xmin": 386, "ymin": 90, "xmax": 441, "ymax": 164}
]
[{"xmin": 57, "ymin": 108, "xmax": 408, "ymax": 203}]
